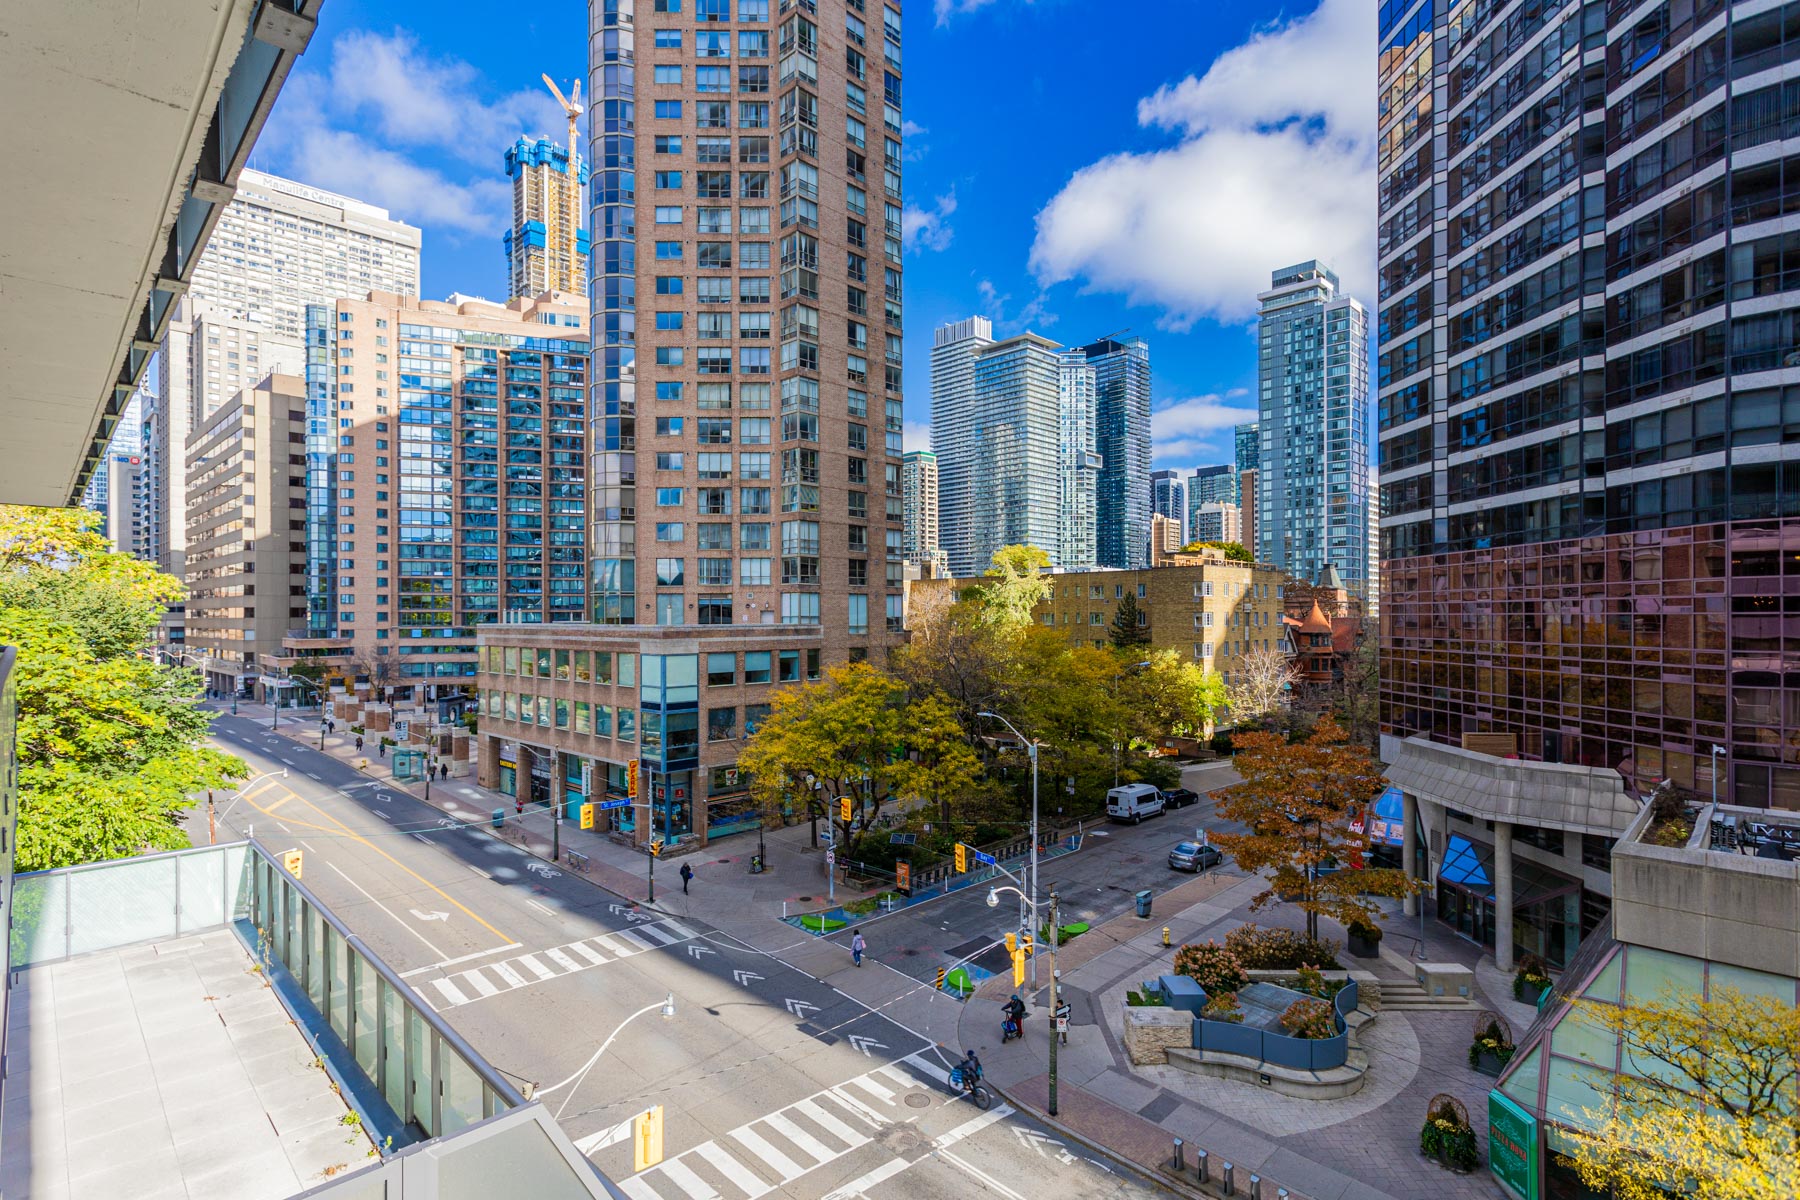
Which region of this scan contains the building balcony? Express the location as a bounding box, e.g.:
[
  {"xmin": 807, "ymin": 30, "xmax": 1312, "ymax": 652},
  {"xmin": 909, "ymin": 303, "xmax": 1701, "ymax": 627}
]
[{"xmin": 5, "ymin": 841, "xmax": 621, "ymax": 1200}]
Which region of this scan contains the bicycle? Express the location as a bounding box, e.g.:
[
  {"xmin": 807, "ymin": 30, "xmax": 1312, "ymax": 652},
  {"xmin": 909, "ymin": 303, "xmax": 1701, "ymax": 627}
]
[{"xmin": 948, "ymin": 1065, "xmax": 991, "ymax": 1110}]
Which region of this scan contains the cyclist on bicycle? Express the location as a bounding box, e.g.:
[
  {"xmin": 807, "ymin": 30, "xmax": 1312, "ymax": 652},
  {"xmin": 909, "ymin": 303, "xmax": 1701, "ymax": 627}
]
[{"xmin": 961, "ymin": 1049, "xmax": 983, "ymax": 1087}]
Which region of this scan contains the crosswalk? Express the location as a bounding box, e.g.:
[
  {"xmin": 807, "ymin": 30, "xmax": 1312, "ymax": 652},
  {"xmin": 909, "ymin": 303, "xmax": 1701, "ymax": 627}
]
[
  {"xmin": 423, "ymin": 918, "xmax": 700, "ymax": 1009},
  {"xmin": 614, "ymin": 1054, "xmax": 990, "ymax": 1200}
]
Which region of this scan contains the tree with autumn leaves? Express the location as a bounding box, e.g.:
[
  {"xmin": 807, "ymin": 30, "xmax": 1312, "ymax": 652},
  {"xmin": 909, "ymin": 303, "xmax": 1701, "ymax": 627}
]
[
  {"xmin": 1208, "ymin": 716, "xmax": 1414, "ymax": 941},
  {"xmin": 1557, "ymin": 985, "xmax": 1800, "ymax": 1200}
]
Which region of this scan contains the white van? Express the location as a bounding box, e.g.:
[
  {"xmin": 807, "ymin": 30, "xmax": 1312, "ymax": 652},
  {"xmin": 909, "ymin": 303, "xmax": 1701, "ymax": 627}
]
[{"xmin": 1105, "ymin": 783, "xmax": 1166, "ymax": 824}]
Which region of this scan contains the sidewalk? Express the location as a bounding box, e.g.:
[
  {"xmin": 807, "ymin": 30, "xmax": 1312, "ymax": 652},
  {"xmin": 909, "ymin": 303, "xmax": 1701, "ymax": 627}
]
[
  {"xmin": 955, "ymin": 874, "xmax": 1510, "ymax": 1200},
  {"xmin": 219, "ymin": 702, "xmax": 893, "ymax": 953}
]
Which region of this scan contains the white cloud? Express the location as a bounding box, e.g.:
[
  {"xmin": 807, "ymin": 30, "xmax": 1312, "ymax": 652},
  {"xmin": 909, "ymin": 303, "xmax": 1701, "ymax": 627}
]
[
  {"xmin": 900, "ymin": 120, "xmax": 928, "ymax": 139},
  {"xmin": 933, "ymin": 0, "xmax": 1003, "ymax": 25},
  {"xmin": 976, "ymin": 278, "xmax": 1056, "ymax": 336},
  {"xmin": 327, "ymin": 31, "xmax": 569, "ymax": 164},
  {"xmin": 1030, "ymin": 0, "xmax": 1375, "ymax": 330},
  {"xmin": 903, "ymin": 420, "xmax": 933, "ymax": 453},
  {"xmin": 903, "ymin": 192, "xmax": 957, "ymax": 253},
  {"xmin": 1151, "ymin": 393, "xmax": 1257, "ymax": 466},
  {"xmin": 283, "ymin": 128, "xmax": 510, "ymax": 237}
]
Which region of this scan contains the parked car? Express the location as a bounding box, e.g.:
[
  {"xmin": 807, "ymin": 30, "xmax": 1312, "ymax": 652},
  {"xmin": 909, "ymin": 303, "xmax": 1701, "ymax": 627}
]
[
  {"xmin": 1161, "ymin": 787, "xmax": 1201, "ymax": 809},
  {"xmin": 1105, "ymin": 783, "xmax": 1166, "ymax": 824},
  {"xmin": 1168, "ymin": 841, "xmax": 1223, "ymax": 872}
]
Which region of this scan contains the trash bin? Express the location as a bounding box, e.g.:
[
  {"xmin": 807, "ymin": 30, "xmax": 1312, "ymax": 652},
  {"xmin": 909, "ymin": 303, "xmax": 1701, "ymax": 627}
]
[{"xmin": 1135, "ymin": 889, "xmax": 1153, "ymax": 919}]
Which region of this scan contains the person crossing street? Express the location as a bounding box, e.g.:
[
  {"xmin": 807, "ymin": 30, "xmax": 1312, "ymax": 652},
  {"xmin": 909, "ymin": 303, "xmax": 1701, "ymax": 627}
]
[
  {"xmin": 680, "ymin": 861, "xmax": 694, "ymax": 894},
  {"xmin": 850, "ymin": 928, "xmax": 866, "ymax": 967}
]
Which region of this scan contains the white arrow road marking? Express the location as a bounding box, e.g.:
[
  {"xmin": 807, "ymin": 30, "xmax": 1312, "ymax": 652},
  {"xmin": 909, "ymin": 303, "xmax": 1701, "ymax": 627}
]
[
  {"xmin": 1012, "ymin": 1126, "xmax": 1078, "ymax": 1164},
  {"xmin": 608, "ymin": 903, "xmax": 631, "ymax": 915},
  {"xmin": 326, "ymin": 862, "xmax": 446, "ymax": 960},
  {"xmin": 732, "ymin": 969, "xmax": 765, "ymax": 986},
  {"xmin": 409, "ymin": 909, "xmax": 449, "ymax": 922},
  {"xmin": 847, "ymin": 1034, "xmax": 887, "ymax": 1057},
  {"xmin": 785, "ymin": 998, "xmax": 820, "ymax": 1019},
  {"xmin": 686, "ymin": 944, "xmax": 716, "ymax": 960}
]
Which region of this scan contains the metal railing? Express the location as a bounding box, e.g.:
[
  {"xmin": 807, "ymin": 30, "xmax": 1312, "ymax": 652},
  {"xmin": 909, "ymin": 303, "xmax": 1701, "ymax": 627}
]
[{"xmin": 12, "ymin": 842, "xmax": 522, "ymax": 1144}]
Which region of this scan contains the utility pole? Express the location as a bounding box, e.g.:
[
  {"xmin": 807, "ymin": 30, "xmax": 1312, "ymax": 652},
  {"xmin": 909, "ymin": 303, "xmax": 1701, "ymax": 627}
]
[
  {"xmin": 1028, "ymin": 738, "xmax": 1040, "ymax": 988},
  {"xmin": 207, "ymin": 790, "xmax": 216, "ymax": 846},
  {"xmin": 1048, "ymin": 888, "xmax": 1062, "ymax": 1116}
]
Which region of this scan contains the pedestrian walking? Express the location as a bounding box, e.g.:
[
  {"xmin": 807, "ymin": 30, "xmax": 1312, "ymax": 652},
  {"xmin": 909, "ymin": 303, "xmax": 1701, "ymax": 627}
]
[
  {"xmin": 439, "ymin": 762, "xmax": 448, "ymax": 780},
  {"xmin": 679, "ymin": 862, "xmax": 694, "ymax": 894},
  {"xmin": 378, "ymin": 741, "xmax": 386, "ymax": 759},
  {"xmin": 851, "ymin": 928, "xmax": 866, "ymax": 968},
  {"xmin": 355, "ymin": 735, "xmax": 364, "ymax": 751}
]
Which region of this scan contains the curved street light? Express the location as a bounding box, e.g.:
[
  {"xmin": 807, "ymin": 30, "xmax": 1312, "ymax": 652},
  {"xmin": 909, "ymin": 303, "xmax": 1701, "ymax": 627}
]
[
  {"xmin": 533, "ymin": 992, "xmax": 677, "ymax": 1118},
  {"xmin": 988, "ymin": 883, "xmax": 1067, "ymax": 1118},
  {"xmin": 978, "ymin": 711, "xmax": 1043, "ymax": 989},
  {"xmin": 209, "ymin": 768, "xmax": 289, "ymax": 844}
]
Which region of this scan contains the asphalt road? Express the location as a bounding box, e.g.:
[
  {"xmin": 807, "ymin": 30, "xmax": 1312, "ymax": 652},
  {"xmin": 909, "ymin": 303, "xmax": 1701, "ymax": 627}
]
[{"xmin": 204, "ymin": 714, "xmax": 1163, "ymax": 1200}]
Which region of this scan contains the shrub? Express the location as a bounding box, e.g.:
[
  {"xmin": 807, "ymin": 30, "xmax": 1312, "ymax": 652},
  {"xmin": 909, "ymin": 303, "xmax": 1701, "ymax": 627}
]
[
  {"xmin": 1173, "ymin": 942, "xmax": 1248, "ymax": 996},
  {"xmin": 1201, "ymin": 992, "xmax": 1243, "ymax": 1023},
  {"xmin": 1210, "ymin": 730, "xmax": 1236, "ymax": 756},
  {"xmin": 1346, "ymin": 915, "xmax": 1382, "ymax": 942},
  {"xmin": 1421, "ymin": 1096, "xmax": 1480, "ymax": 1171},
  {"xmin": 1125, "ymin": 990, "xmax": 1167, "ymax": 1007},
  {"xmin": 1279, "ymin": 997, "xmax": 1337, "ymax": 1040},
  {"xmin": 1224, "ymin": 924, "xmax": 1342, "ymax": 971}
]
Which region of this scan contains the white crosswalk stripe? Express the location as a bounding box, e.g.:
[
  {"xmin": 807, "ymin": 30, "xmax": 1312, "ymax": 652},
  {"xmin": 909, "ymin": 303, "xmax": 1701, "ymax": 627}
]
[
  {"xmin": 423, "ymin": 918, "xmax": 699, "ymax": 1008},
  {"xmin": 610, "ymin": 1056, "xmax": 946, "ymax": 1200}
]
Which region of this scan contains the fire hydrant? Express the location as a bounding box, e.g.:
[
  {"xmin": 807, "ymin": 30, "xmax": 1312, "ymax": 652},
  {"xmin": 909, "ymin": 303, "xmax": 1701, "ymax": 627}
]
[{"xmin": 1162, "ymin": 925, "xmax": 1171, "ymax": 947}]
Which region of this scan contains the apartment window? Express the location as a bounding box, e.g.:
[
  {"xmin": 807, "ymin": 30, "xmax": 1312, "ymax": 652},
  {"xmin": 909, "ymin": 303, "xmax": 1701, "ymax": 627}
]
[
  {"xmin": 654, "ymin": 65, "xmax": 682, "ymax": 84},
  {"xmin": 654, "ymin": 101, "xmax": 683, "ymax": 119},
  {"xmin": 744, "ymin": 651, "xmax": 772, "ymax": 684},
  {"xmin": 707, "ymin": 653, "xmax": 736, "ymax": 685},
  {"xmin": 656, "ymin": 417, "xmax": 685, "ymax": 436},
  {"xmin": 656, "ymin": 487, "xmax": 684, "ymax": 506},
  {"xmin": 656, "ymin": 522, "xmax": 685, "ymax": 542},
  {"xmin": 656, "ymin": 277, "xmax": 684, "ymax": 295},
  {"xmin": 781, "ymin": 592, "xmax": 820, "ymax": 625},
  {"xmin": 655, "ymin": 135, "xmax": 684, "ymax": 154},
  {"xmin": 654, "ymin": 29, "xmax": 682, "ymax": 47},
  {"xmin": 848, "ymin": 594, "xmax": 868, "ymax": 635},
  {"xmin": 708, "ymin": 707, "xmax": 737, "ymax": 740},
  {"xmin": 655, "ymin": 206, "xmax": 683, "ymax": 224}
]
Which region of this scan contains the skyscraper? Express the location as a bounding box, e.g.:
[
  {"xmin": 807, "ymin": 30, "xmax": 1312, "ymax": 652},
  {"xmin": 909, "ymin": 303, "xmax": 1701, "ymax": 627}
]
[
  {"xmin": 142, "ymin": 170, "xmax": 421, "ymax": 579},
  {"xmin": 930, "ymin": 316, "xmax": 994, "ymax": 578},
  {"xmin": 469, "ymin": 0, "xmax": 911, "ymax": 850},
  {"xmin": 1186, "ymin": 463, "xmax": 1237, "ymax": 538},
  {"xmin": 84, "ymin": 390, "xmax": 143, "ymax": 542},
  {"xmin": 504, "ymin": 136, "xmax": 591, "ymax": 300},
  {"xmin": 1234, "ymin": 420, "xmax": 1259, "ymax": 503},
  {"xmin": 1377, "ymin": 0, "xmax": 1800, "ymax": 808},
  {"xmin": 966, "ymin": 333, "xmax": 1065, "ymax": 573},
  {"xmin": 1255, "ymin": 261, "xmax": 1369, "ymax": 596},
  {"xmin": 1150, "ymin": 469, "xmax": 1188, "ymax": 546},
  {"xmin": 1057, "ymin": 349, "xmax": 1101, "ymax": 570},
  {"xmin": 901, "ymin": 449, "xmax": 945, "ymax": 574},
  {"xmin": 1084, "ymin": 336, "xmax": 1151, "ymax": 569},
  {"xmin": 294, "ymin": 291, "xmax": 589, "ymax": 700}
]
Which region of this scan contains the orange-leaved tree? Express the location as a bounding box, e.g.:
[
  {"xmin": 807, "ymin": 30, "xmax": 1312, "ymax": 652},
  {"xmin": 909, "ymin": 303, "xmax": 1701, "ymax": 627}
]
[{"xmin": 1208, "ymin": 715, "xmax": 1415, "ymax": 941}]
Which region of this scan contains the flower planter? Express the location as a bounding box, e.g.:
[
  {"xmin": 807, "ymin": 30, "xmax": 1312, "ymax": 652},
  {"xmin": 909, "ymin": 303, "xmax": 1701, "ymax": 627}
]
[
  {"xmin": 1347, "ymin": 932, "xmax": 1382, "ymax": 959},
  {"xmin": 1473, "ymin": 1048, "xmax": 1506, "ymax": 1077},
  {"xmin": 1515, "ymin": 978, "xmax": 1549, "ymax": 1006}
]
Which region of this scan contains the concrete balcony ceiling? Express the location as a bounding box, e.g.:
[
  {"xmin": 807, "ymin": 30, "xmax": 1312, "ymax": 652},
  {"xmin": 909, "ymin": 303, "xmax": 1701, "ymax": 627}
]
[{"xmin": 0, "ymin": 0, "xmax": 317, "ymax": 507}]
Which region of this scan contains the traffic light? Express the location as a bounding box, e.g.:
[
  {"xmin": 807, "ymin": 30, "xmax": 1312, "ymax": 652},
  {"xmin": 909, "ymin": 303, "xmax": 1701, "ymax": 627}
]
[
  {"xmin": 1011, "ymin": 944, "xmax": 1026, "ymax": 987},
  {"xmin": 281, "ymin": 848, "xmax": 303, "ymax": 879},
  {"xmin": 649, "ymin": 838, "xmax": 665, "ymax": 857},
  {"xmin": 1004, "ymin": 932, "xmax": 1017, "ymax": 955},
  {"xmin": 954, "ymin": 843, "xmax": 968, "ymax": 873},
  {"xmin": 628, "ymin": 759, "xmax": 640, "ymax": 798},
  {"xmin": 840, "ymin": 795, "xmax": 853, "ymax": 823},
  {"xmin": 1022, "ymin": 933, "xmax": 1035, "ymax": 959}
]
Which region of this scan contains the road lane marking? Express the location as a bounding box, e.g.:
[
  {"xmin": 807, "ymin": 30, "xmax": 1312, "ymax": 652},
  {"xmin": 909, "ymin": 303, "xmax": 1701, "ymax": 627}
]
[
  {"xmin": 516, "ymin": 954, "xmax": 557, "ymax": 981},
  {"xmin": 543, "ymin": 947, "xmax": 583, "ymax": 973},
  {"xmin": 325, "ymin": 862, "xmax": 448, "ymax": 960},
  {"xmin": 842, "ymin": 1075, "xmax": 894, "ymax": 1106},
  {"xmin": 819, "ymin": 1158, "xmax": 907, "ymax": 1200},
  {"xmin": 939, "ymin": 1148, "xmax": 1026, "ymax": 1200},
  {"xmin": 398, "ymin": 942, "xmax": 523, "ymax": 977},
  {"xmin": 932, "ymin": 1104, "xmax": 1013, "ymax": 1149},
  {"xmin": 791, "ymin": 1099, "xmax": 867, "ymax": 1150},
  {"xmin": 431, "ymin": 978, "xmax": 471, "ymax": 1006},
  {"xmin": 567, "ymin": 941, "xmax": 609, "ymax": 966},
  {"xmin": 490, "ymin": 962, "xmax": 528, "ymax": 988},
  {"xmin": 236, "ymin": 783, "xmax": 513, "ymax": 944},
  {"xmin": 463, "ymin": 970, "xmax": 499, "ymax": 998},
  {"xmin": 760, "ymin": 1112, "xmax": 834, "ymax": 1166},
  {"xmin": 573, "ymin": 1116, "xmax": 636, "ymax": 1156},
  {"xmin": 525, "ymin": 898, "xmax": 555, "ymax": 916},
  {"xmin": 656, "ymin": 1159, "xmax": 722, "ymax": 1200},
  {"xmin": 730, "ymin": 1126, "xmax": 806, "ymax": 1181},
  {"xmin": 691, "ymin": 1142, "xmax": 766, "ymax": 1197}
]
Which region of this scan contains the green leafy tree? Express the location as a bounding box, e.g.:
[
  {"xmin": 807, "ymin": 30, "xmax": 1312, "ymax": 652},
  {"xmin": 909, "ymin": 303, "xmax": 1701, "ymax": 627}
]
[
  {"xmin": 1127, "ymin": 649, "xmax": 1228, "ymax": 740},
  {"xmin": 1179, "ymin": 540, "xmax": 1252, "ymax": 562},
  {"xmin": 0, "ymin": 506, "xmax": 245, "ymax": 870},
  {"xmin": 967, "ymin": 544, "xmax": 1051, "ymax": 633},
  {"xmin": 1108, "ymin": 593, "xmax": 1151, "ymax": 648}
]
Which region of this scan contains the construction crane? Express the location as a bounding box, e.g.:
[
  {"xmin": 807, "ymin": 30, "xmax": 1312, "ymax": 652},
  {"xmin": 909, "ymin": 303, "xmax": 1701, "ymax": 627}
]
[{"xmin": 541, "ymin": 74, "xmax": 584, "ymax": 295}]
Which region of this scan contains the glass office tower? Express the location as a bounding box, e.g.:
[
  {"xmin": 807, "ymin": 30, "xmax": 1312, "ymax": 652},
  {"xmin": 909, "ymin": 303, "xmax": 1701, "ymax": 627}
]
[{"xmin": 1377, "ymin": 0, "xmax": 1800, "ymax": 805}]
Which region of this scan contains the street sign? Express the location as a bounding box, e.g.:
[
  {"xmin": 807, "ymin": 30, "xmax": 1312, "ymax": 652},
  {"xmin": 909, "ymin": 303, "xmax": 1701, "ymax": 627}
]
[
  {"xmin": 825, "ymin": 850, "xmax": 836, "ymax": 868},
  {"xmin": 889, "ymin": 832, "xmax": 917, "ymax": 845},
  {"xmin": 579, "ymin": 803, "xmax": 595, "ymax": 830},
  {"xmin": 599, "ymin": 797, "xmax": 630, "ymax": 811},
  {"xmin": 1053, "ymin": 1016, "xmax": 1069, "ymax": 1033},
  {"xmin": 973, "ymin": 849, "xmax": 997, "ymax": 866},
  {"xmin": 820, "ymin": 827, "xmax": 834, "ymax": 846},
  {"xmin": 1488, "ymin": 1092, "xmax": 1539, "ymax": 1199},
  {"xmin": 633, "ymin": 1105, "xmax": 665, "ymax": 1173},
  {"xmin": 628, "ymin": 759, "xmax": 641, "ymax": 798}
]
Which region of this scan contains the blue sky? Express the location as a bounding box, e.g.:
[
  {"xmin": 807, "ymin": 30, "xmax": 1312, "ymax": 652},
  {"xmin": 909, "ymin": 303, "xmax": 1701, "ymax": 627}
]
[{"xmin": 256, "ymin": 0, "xmax": 1373, "ymax": 477}]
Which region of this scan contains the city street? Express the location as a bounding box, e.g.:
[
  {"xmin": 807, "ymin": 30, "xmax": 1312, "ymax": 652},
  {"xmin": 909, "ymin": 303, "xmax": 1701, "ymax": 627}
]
[{"xmin": 204, "ymin": 713, "xmax": 1165, "ymax": 1200}]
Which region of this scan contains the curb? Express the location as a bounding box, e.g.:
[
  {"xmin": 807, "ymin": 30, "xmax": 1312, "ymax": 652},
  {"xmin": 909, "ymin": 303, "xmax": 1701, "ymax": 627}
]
[{"xmin": 982, "ymin": 1078, "xmax": 1220, "ymax": 1200}]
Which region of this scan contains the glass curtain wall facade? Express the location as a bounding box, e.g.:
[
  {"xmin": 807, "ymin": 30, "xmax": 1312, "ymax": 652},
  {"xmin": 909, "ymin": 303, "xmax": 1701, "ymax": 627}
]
[
  {"xmin": 1234, "ymin": 420, "xmax": 1259, "ymax": 502},
  {"xmin": 1378, "ymin": 0, "xmax": 1800, "ymax": 807},
  {"xmin": 1085, "ymin": 336, "xmax": 1152, "ymax": 569},
  {"xmin": 1256, "ymin": 261, "xmax": 1372, "ymax": 597},
  {"xmin": 1151, "ymin": 469, "xmax": 1188, "ymax": 545},
  {"xmin": 968, "ymin": 334, "xmax": 1064, "ymax": 570},
  {"xmin": 1057, "ymin": 349, "xmax": 1099, "ymax": 570}
]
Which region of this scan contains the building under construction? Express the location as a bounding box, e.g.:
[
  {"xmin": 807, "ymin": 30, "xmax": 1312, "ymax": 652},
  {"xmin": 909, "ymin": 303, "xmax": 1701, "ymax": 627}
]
[{"xmin": 503, "ymin": 135, "xmax": 589, "ymax": 299}]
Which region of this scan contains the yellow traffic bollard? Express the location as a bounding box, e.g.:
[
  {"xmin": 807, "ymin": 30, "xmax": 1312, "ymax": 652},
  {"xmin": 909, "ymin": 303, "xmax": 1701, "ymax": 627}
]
[{"xmin": 1162, "ymin": 925, "xmax": 1171, "ymax": 947}]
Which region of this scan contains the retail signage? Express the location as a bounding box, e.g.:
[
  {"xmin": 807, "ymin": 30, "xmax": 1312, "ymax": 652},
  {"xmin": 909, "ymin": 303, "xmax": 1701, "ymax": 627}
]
[{"xmin": 1488, "ymin": 1091, "xmax": 1539, "ymax": 1200}]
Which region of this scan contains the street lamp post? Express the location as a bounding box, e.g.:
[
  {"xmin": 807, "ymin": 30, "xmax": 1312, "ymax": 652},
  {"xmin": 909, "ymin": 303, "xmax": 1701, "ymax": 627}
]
[
  {"xmin": 979, "ymin": 711, "xmax": 1042, "ymax": 987},
  {"xmin": 1711, "ymin": 743, "xmax": 1726, "ymax": 808},
  {"xmin": 534, "ymin": 991, "xmax": 676, "ymax": 1117},
  {"xmin": 989, "ymin": 883, "xmax": 1063, "ymax": 1115}
]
